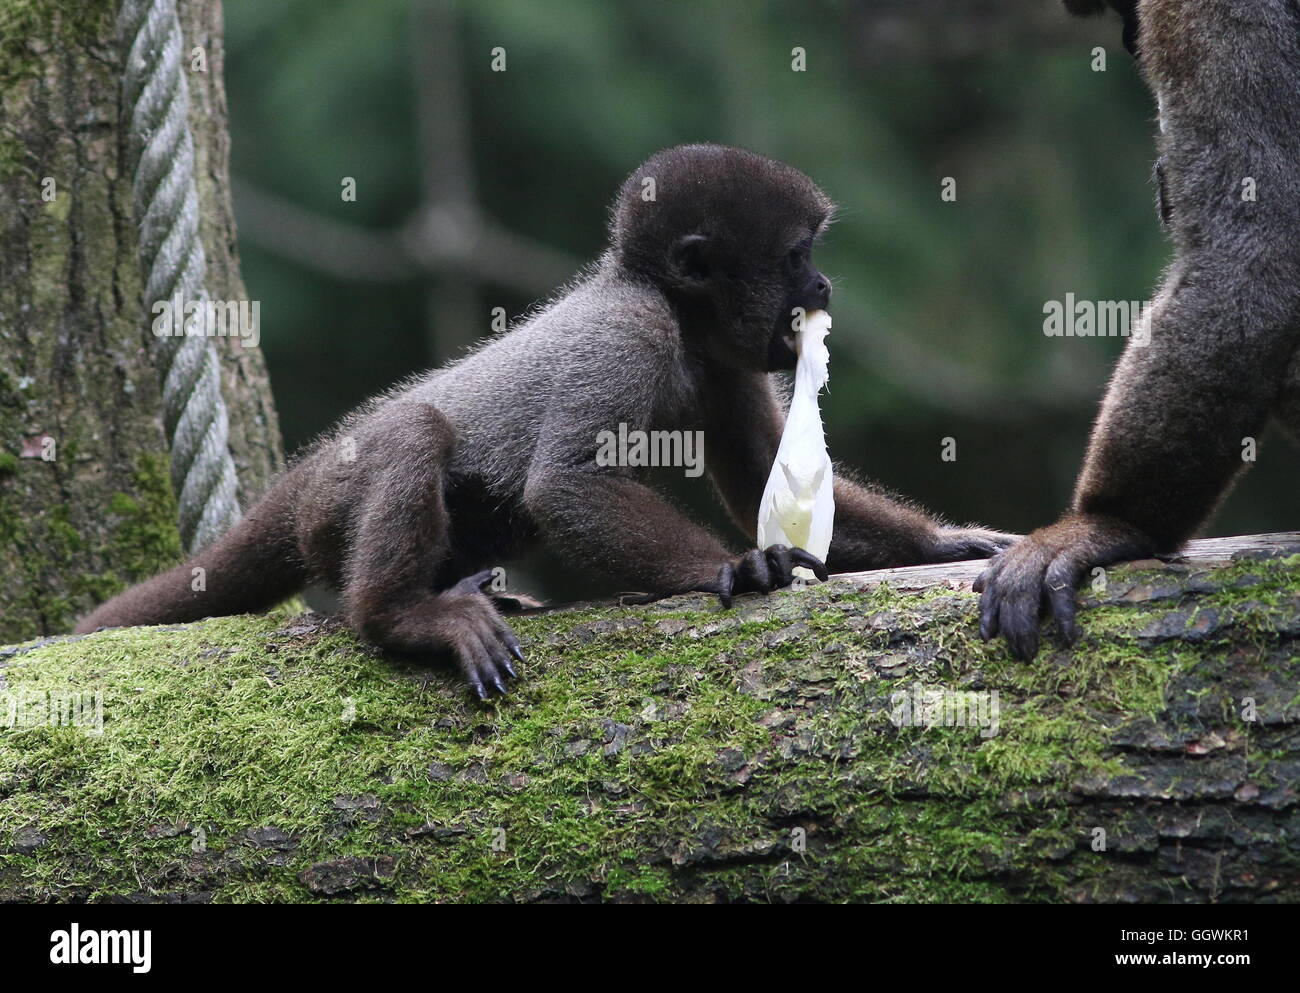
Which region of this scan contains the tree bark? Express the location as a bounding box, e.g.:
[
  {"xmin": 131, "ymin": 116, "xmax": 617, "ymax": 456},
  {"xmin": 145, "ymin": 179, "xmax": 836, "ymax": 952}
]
[
  {"xmin": 1, "ymin": 535, "xmax": 1297, "ymax": 903},
  {"xmin": 0, "ymin": 1, "xmax": 281, "ymax": 643}
]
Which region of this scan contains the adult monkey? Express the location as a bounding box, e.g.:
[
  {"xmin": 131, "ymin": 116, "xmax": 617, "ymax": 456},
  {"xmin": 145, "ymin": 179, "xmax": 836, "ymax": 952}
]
[
  {"xmin": 80, "ymin": 145, "xmax": 1014, "ymax": 698},
  {"xmin": 977, "ymin": 1, "xmax": 1300, "ymax": 660}
]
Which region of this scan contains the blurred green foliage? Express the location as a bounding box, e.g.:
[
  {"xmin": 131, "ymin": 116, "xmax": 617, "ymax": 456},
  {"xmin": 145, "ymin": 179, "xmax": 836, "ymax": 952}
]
[{"xmin": 224, "ymin": 0, "xmax": 1294, "ymax": 560}]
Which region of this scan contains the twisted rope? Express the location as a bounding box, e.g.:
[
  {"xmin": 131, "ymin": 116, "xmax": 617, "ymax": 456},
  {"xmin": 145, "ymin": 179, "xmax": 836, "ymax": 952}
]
[{"xmin": 119, "ymin": 0, "xmax": 240, "ymax": 552}]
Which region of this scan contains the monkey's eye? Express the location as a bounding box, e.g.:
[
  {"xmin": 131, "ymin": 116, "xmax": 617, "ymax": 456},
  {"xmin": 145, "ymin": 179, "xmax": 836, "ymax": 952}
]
[{"xmin": 788, "ymin": 247, "xmax": 806, "ymax": 270}]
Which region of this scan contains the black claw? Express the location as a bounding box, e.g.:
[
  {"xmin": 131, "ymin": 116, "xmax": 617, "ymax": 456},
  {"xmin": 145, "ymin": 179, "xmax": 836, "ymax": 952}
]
[
  {"xmin": 491, "ymin": 675, "xmax": 508, "ymax": 695},
  {"xmin": 1010, "ymin": 626, "xmax": 1039, "ymax": 662},
  {"xmin": 1048, "ymin": 583, "xmax": 1079, "ymax": 645},
  {"xmin": 503, "ymin": 658, "xmax": 519, "ymax": 679},
  {"xmin": 978, "ymin": 569, "xmax": 999, "ymax": 639},
  {"xmin": 509, "ymin": 643, "xmax": 525, "ymax": 664},
  {"xmin": 979, "ymin": 594, "xmax": 997, "ymax": 641},
  {"xmin": 716, "ymin": 562, "xmax": 736, "ymax": 609},
  {"xmin": 793, "ymin": 548, "xmax": 829, "ymax": 582},
  {"xmin": 471, "ymin": 680, "xmax": 488, "ymax": 701}
]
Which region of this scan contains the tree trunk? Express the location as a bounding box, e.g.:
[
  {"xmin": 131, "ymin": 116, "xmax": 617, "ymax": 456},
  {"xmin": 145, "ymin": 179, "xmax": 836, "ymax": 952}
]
[
  {"xmin": 0, "ymin": 1, "xmax": 281, "ymax": 643},
  {"xmin": 1, "ymin": 535, "xmax": 1296, "ymax": 903}
]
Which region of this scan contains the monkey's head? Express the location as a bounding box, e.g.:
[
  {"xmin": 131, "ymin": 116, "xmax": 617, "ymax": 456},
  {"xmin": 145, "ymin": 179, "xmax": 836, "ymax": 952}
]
[{"xmin": 610, "ymin": 144, "xmax": 834, "ymax": 372}]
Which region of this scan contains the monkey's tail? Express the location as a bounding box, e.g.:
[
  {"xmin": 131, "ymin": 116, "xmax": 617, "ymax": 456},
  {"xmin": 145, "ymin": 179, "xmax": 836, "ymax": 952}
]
[{"xmin": 74, "ymin": 468, "xmax": 308, "ymax": 634}]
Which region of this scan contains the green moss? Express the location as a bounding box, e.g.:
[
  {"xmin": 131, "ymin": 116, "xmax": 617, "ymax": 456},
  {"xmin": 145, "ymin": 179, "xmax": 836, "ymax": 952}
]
[
  {"xmin": 0, "ymin": 1, "xmax": 114, "ymax": 88},
  {"xmin": 42, "ymin": 188, "xmax": 70, "ymax": 222},
  {"xmin": 0, "ymin": 451, "xmax": 181, "ymax": 642},
  {"xmin": 107, "ymin": 451, "xmax": 184, "ymax": 577},
  {"xmin": 0, "ymin": 133, "xmax": 22, "ymax": 182},
  {"xmin": 2, "ymin": 551, "xmax": 1297, "ymax": 903},
  {"xmin": 0, "ymin": 451, "xmax": 18, "ymax": 476}
]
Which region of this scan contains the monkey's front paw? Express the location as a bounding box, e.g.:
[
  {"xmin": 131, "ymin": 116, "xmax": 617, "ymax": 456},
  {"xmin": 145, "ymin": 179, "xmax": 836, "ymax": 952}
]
[
  {"xmin": 712, "ymin": 545, "xmax": 829, "ymax": 608},
  {"xmin": 927, "ymin": 527, "xmax": 1020, "ymax": 563},
  {"xmin": 973, "ymin": 516, "xmax": 1151, "ymax": 661},
  {"xmin": 972, "ymin": 537, "xmax": 1063, "ymax": 662},
  {"xmin": 444, "ymin": 570, "xmax": 526, "ymax": 699}
]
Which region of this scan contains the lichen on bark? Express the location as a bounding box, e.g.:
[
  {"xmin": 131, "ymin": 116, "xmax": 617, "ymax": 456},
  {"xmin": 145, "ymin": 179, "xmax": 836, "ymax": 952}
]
[{"xmin": 0, "ymin": 0, "xmax": 282, "ymax": 642}]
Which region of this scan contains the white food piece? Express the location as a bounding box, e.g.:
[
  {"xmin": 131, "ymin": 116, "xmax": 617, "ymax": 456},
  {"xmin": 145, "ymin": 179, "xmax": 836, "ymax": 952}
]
[{"xmin": 756, "ymin": 309, "xmax": 835, "ymax": 580}]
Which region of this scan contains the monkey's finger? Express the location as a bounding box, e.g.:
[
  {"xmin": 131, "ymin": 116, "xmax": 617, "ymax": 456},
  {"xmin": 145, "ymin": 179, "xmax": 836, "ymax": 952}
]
[
  {"xmin": 788, "ymin": 547, "xmax": 829, "ymax": 582},
  {"xmin": 493, "ymin": 630, "xmax": 523, "ymax": 679},
  {"xmin": 999, "ymin": 594, "xmax": 1042, "ymax": 661},
  {"xmin": 761, "ymin": 545, "xmax": 793, "ymax": 586},
  {"xmin": 489, "ymin": 630, "xmax": 522, "ymax": 676},
  {"xmin": 716, "ymin": 562, "xmax": 737, "ymax": 609},
  {"xmin": 486, "ymin": 613, "xmax": 525, "ymax": 679},
  {"xmin": 1047, "ymin": 582, "xmax": 1080, "ymax": 645},
  {"xmin": 484, "ymin": 648, "xmax": 514, "ymax": 693},
  {"xmin": 978, "ymin": 583, "xmax": 1000, "ymax": 640},
  {"xmin": 457, "ymin": 644, "xmax": 490, "ymax": 701},
  {"xmin": 450, "ymin": 569, "xmax": 498, "ymax": 596},
  {"xmin": 1046, "ymin": 559, "xmax": 1082, "ymax": 645},
  {"xmin": 471, "ymin": 612, "xmax": 519, "ymax": 690},
  {"xmin": 739, "ymin": 548, "xmax": 774, "ymax": 593},
  {"xmin": 459, "ymin": 629, "xmax": 506, "ymax": 699}
]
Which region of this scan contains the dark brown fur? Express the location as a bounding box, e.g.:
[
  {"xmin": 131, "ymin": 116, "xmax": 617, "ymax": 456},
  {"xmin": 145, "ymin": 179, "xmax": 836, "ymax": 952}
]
[
  {"xmin": 978, "ymin": 1, "xmax": 1300, "ymax": 660},
  {"xmin": 80, "ymin": 145, "xmax": 1013, "ymax": 696}
]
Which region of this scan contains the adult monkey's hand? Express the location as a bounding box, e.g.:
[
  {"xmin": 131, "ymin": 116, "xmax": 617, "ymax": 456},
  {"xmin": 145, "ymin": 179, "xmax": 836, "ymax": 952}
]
[{"xmin": 973, "ymin": 515, "xmax": 1151, "ymax": 661}]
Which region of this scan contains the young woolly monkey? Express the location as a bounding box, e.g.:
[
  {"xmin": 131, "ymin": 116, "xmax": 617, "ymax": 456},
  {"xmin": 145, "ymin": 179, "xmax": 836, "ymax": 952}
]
[
  {"xmin": 978, "ymin": 1, "xmax": 1300, "ymax": 660},
  {"xmin": 79, "ymin": 144, "xmax": 1013, "ymax": 697}
]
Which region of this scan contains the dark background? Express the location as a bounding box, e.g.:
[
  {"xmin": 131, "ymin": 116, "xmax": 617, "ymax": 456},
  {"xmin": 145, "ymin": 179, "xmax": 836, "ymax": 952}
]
[{"xmin": 222, "ymin": 0, "xmax": 1296, "ymax": 595}]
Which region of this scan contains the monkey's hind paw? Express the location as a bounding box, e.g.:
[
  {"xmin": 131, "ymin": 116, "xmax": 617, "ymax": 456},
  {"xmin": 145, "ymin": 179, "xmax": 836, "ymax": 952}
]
[
  {"xmin": 438, "ymin": 575, "xmax": 526, "ymax": 700},
  {"xmin": 452, "ymin": 615, "xmax": 525, "ymax": 701}
]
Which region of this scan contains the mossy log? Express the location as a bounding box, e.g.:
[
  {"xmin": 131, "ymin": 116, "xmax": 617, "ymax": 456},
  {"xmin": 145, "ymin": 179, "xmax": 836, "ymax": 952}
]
[{"xmin": 1, "ymin": 534, "xmax": 1298, "ymax": 904}]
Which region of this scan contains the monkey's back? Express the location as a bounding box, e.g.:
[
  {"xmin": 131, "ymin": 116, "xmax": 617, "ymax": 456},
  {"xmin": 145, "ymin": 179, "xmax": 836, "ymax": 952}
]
[{"xmin": 391, "ymin": 266, "xmax": 698, "ymax": 503}]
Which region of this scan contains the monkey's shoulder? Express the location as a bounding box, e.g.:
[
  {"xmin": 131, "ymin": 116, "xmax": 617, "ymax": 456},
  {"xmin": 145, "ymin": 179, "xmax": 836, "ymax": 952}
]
[{"xmin": 531, "ymin": 270, "xmax": 685, "ymax": 353}]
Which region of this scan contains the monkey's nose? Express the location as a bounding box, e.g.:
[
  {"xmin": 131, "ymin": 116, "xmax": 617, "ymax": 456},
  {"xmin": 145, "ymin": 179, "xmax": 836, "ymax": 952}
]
[{"xmin": 812, "ymin": 276, "xmax": 832, "ymax": 310}]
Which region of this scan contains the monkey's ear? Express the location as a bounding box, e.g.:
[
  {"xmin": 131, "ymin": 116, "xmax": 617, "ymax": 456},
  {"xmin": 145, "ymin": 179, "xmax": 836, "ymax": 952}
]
[{"xmin": 671, "ymin": 233, "xmax": 714, "ymax": 286}]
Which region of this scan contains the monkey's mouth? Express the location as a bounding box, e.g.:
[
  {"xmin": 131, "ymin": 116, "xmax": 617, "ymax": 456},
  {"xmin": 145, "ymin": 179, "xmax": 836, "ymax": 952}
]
[
  {"xmin": 767, "ymin": 332, "xmax": 798, "ymax": 370},
  {"xmin": 767, "ymin": 323, "xmax": 799, "ymax": 370}
]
